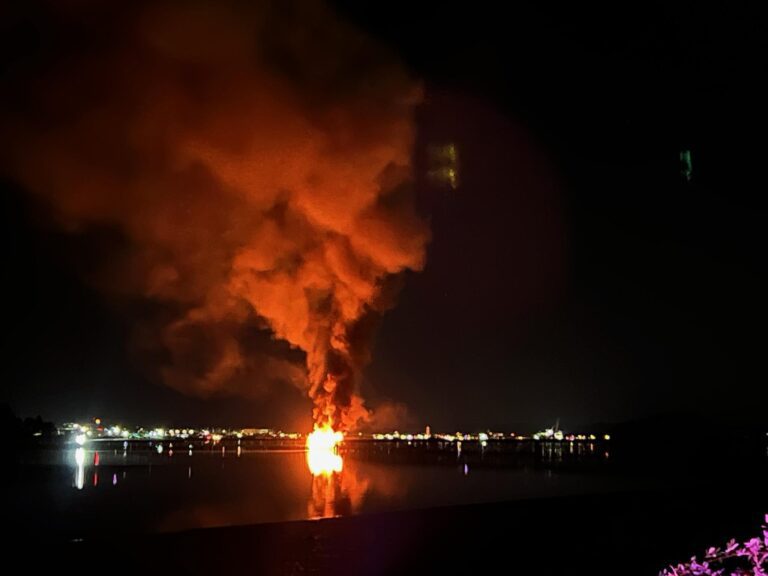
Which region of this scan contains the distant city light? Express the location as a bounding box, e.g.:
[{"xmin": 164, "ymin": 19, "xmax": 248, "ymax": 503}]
[{"xmin": 58, "ymin": 421, "xmax": 611, "ymax": 454}]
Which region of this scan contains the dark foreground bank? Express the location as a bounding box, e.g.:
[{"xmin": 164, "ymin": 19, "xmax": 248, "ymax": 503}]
[{"xmin": 23, "ymin": 483, "xmax": 767, "ymax": 576}]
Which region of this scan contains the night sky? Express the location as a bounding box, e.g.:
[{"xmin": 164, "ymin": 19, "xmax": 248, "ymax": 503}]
[{"xmin": 2, "ymin": 2, "xmax": 766, "ymax": 431}]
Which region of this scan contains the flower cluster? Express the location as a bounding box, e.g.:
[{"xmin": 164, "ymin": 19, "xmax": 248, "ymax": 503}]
[{"xmin": 660, "ymin": 515, "xmax": 768, "ymax": 576}]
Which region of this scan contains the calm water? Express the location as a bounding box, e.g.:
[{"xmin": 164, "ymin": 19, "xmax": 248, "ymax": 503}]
[{"xmin": 11, "ymin": 439, "xmax": 639, "ymax": 538}]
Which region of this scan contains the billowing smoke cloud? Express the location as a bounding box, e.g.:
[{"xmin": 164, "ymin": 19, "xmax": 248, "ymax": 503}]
[{"xmin": 1, "ymin": 0, "xmax": 429, "ymax": 430}]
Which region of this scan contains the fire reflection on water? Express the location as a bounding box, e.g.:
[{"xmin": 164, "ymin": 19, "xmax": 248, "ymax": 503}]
[
  {"xmin": 74, "ymin": 447, "xmax": 85, "ymax": 490},
  {"xmin": 306, "ymin": 428, "xmax": 370, "ymax": 519},
  {"xmin": 307, "ymin": 457, "xmax": 371, "ymax": 519},
  {"xmin": 307, "ymin": 444, "xmax": 343, "ymax": 476}
]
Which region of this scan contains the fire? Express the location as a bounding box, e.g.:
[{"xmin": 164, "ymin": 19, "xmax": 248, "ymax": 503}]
[
  {"xmin": 306, "ymin": 425, "xmax": 344, "ymax": 476},
  {"xmin": 3, "ymin": 0, "xmax": 430, "ymax": 433}
]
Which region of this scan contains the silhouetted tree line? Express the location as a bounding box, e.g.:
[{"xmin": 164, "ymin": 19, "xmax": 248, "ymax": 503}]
[{"xmin": 0, "ymin": 403, "xmax": 55, "ymax": 442}]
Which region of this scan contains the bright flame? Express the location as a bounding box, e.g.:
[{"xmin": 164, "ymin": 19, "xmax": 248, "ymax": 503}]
[
  {"xmin": 307, "ymin": 426, "xmax": 343, "ymax": 452},
  {"xmin": 306, "ymin": 425, "xmax": 343, "ymax": 476}
]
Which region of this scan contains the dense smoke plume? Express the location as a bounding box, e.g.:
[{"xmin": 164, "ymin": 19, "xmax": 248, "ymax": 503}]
[{"xmin": 1, "ymin": 0, "xmax": 429, "ymax": 430}]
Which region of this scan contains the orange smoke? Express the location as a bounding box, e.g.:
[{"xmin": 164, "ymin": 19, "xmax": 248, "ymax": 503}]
[{"xmin": 1, "ymin": 1, "xmax": 428, "ymax": 429}]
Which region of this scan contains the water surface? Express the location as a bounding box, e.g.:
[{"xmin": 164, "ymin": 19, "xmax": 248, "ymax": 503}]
[{"xmin": 11, "ymin": 439, "xmax": 635, "ymax": 538}]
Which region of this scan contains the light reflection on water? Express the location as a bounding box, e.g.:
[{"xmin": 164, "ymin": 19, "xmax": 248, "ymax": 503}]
[
  {"xmin": 305, "ymin": 445, "xmax": 372, "ymax": 519},
  {"xmin": 28, "ymin": 440, "xmax": 631, "ymax": 536},
  {"xmin": 308, "ymin": 461, "xmax": 371, "ymax": 519},
  {"xmin": 306, "ymin": 446, "xmax": 343, "ymax": 476},
  {"xmin": 74, "ymin": 447, "xmax": 85, "ymax": 490}
]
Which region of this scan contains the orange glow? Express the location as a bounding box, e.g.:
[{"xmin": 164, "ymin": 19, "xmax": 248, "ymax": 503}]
[
  {"xmin": 306, "ymin": 425, "xmax": 343, "ymax": 476},
  {"xmin": 3, "ymin": 1, "xmax": 430, "ymax": 434}
]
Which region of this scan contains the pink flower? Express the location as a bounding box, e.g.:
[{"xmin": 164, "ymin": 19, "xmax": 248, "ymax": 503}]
[
  {"xmin": 660, "ymin": 513, "xmax": 768, "ymax": 576},
  {"xmin": 726, "ymin": 539, "xmax": 741, "ymax": 553}
]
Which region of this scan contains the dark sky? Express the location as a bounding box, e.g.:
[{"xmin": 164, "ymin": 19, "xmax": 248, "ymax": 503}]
[{"xmin": 3, "ymin": 2, "xmax": 767, "ymax": 431}]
